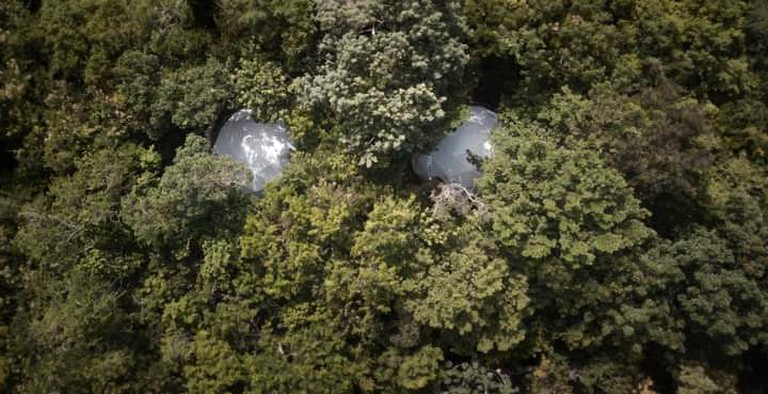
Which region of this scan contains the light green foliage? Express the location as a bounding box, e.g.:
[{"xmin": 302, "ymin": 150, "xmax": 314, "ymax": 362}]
[
  {"xmin": 114, "ymin": 49, "xmax": 228, "ymax": 141},
  {"xmin": 35, "ymin": 0, "xmax": 146, "ymax": 82},
  {"xmin": 437, "ymin": 361, "xmax": 518, "ymax": 394},
  {"xmin": 236, "ymin": 153, "xmax": 520, "ymax": 389},
  {"xmin": 198, "ymin": 239, "xmax": 239, "ymax": 295},
  {"xmin": 298, "ymin": 0, "xmax": 470, "ymax": 166},
  {"xmin": 114, "ymin": 50, "xmax": 163, "ymax": 137},
  {"xmin": 122, "ymin": 134, "xmax": 250, "ymax": 249},
  {"xmin": 676, "ymin": 362, "xmax": 739, "ymax": 394},
  {"xmin": 144, "ymin": 0, "xmax": 211, "ymax": 62},
  {"xmin": 39, "ymin": 89, "xmax": 101, "ymax": 174},
  {"xmin": 239, "ymin": 150, "xmax": 366, "ymax": 299},
  {"xmin": 38, "ymin": 85, "xmax": 138, "ymax": 174},
  {"xmin": 31, "ymin": 0, "xmax": 206, "ymax": 85},
  {"xmin": 21, "ymin": 0, "xmax": 216, "ymax": 143},
  {"xmin": 351, "ymin": 197, "xmax": 530, "ymax": 354},
  {"xmin": 466, "ymin": 0, "xmax": 629, "ymax": 98},
  {"xmin": 476, "ymin": 120, "xmax": 679, "ymax": 354},
  {"xmin": 244, "ymin": 183, "xmax": 367, "ymax": 301},
  {"xmin": 233, "ymin": 57, "xmax": 291, "ymax": 122},
  {"xmin": 703, "ymin": 157, "xmax": 768, "ymax": 258},
  {"xmin": 351, "ymin": 195, "xmax": 423, "ymax": 265},
  {"xmin": 631, "ymin": 0, "xmax": 754, "ymax": 97},
  {"xmin": 404, "ymin": 224, "xmax": 530, "ymax": 354},
  {"xmin": 397, "ymin": 345, "xmax": 443, "ymax": 389},
  {"xmin": 478, "ymin": 121, "xmax": 652, "ymax": 266},
  {"xmin": 242, "ymin": 321, "xmax": 367, "ymax": 393},
  {"xmin": 717, "ymin": 98, "xmax": 768, "ymax": 166},
  {"xmin": 183, "ymin": 330, "xmax": 246, "ymax": 394}
]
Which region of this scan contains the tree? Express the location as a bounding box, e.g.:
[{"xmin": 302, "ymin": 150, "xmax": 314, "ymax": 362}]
[
  {"xmin": 151, "ymin": 58, "xmax": 234, "ymax": 137},
  {"xmin": 437, "ymin": 360, "xmax": 518, "ymax": 394},
  {"xmin": 33, "ymin": 0, "xmax": 141, "ymax": 83},
  {"xmin": 0, "ymin": 0, "xmax": 30, "ymax": 145},
  {"xmin": 11, "ymin": 271, "xmax": 136, "ymax": 393},
  {"xmin": 113, "ymin": 50, "xmax": 164, "ymax": 138},
  {"xmin": 121, "ymin": 134, "xmax": 250, "ymax": 250},
  {"xmin": 400, "ymin": 218, "xmax": 530, "ymax": 355},
  {"xmin": 0, "ymin": 189, "xmax": 23, "ymax": 391},
  {"xmin": 233, "ymin": 150, "xmax": 531, "ymax": 390},
  {"xmin": 232, "ymin": 57, "xmax": 291, "ymax": 122},
  {"xmin": 297, "ymin": 0, "xmax": 470, "ymax": 166},
  {"xmin": 14, "ymin": 140, "xmax": 157, "ymax": 274},
  {"xmin": 476, "ymin": 119, "xmax": 667, "ymax": 356},
  {"xmin": 648, "ymin": 229, "xmax": 767, "ymax": 358},
  {"xmin": 2, "ymin": 0, "xmax": 768, "ymax": 392},
  {"xmin": 477, "ymin": 120, "xmax": 652, "ymax": 268},
  {"xmin": 463, "ymin": 0, "xmax": 757, "ymax": 105},
  {"xmin": 675, "ymin": 361, "xmax": 739, "ymax": 394},
  {"xmin": 533, "ymin": 82, "xmax": 719, "ymax": 234},
  {"xmin": 215, "ymin": 0, "xmax": 316, "ymax": 70}
]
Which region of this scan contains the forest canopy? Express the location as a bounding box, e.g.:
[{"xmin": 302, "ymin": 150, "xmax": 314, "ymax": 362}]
[{"xmin": 0, "ymin": 0, "xmax": 767, "ymax": 393}]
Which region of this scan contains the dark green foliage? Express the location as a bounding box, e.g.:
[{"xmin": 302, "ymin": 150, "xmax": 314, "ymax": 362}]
[
  {"xmin": 650, "ymin": 229, "xmax": 767, "ymax": 356},
  {"xmin": 122, "ymin": 134, "xmax": 250, "ymax": 250},
  {"xmin": 15, "ymin": 141, "xmax": 156, "ymax": 272},
  {"xmin": 1, "ymin": 0, "xmax": 768, "ymax": 392},
  {"xmin": 216, "ymin": 0, "xmax": 316, "ymax": 70},
  {"xmin": 150, "ymin": 58, "xmax": 234, "ymax": 136},
  {"xmin": 464, "ymin": 0, "xmax": 757, "ymax": 103},
  {"xmin": 527, "ymin": 82, "xmax": 720, "ymax": 234},
  {"xmin": 11, "ymin": 271, "xmax": 135, "ymax": 393}
]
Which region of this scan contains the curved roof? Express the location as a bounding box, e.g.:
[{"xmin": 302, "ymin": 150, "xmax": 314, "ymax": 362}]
[
  {"xmin": 412, "ymin": 106, "xmax": 497, "ymax": 188},
  {"xmin": 213, "ymin": 109, "xmax": 293, "ymax": 192}
]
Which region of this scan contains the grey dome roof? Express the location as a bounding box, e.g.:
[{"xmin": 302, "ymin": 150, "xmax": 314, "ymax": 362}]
[
  {"xmin": 412, "ymin": 106, "xmax": 497, "ymax": 188},
  {"xmin": 213, "ymin": 109, "xmax": 293, "ymax": 192}
]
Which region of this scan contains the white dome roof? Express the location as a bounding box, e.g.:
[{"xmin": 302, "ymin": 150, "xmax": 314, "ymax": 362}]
[
  {"xmin": 412, "ymin": 106, "xmax": 497, "ymax": 188},
  {"xmin": 213, "ymin": 109, "xmax": 293, "ymax": 192}
]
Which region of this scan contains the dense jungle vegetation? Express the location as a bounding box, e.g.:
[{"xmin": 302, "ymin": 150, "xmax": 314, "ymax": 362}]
[{"xmin": 1, "ymin": 0, "xmax": 767, "ymax": 392}]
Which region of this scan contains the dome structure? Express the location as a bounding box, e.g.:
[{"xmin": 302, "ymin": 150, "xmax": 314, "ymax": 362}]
[
  {"xmin": 412, "ymin": 106, "xmax": 497, "ymax": 188},
  {"xmin": 213, "ymin": 109, "xmax": 294, "ymax": 192}
]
